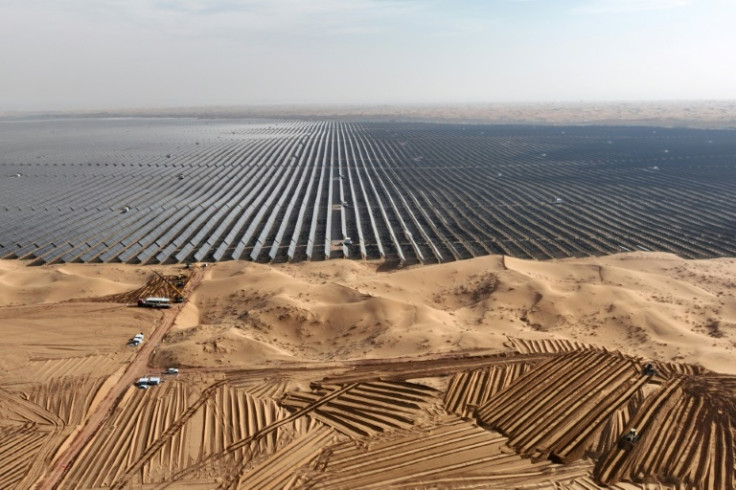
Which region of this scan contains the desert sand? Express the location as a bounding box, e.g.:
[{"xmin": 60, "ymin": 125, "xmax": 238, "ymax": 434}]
[
  {"xmin": 158, "ymin": 253, "xmax": 735, "ymax": 373},
  {"xmin": 0, "ymin": 253, "xmax": 734, "ymax": 489},
  {"xmin": 13, "ymin": 100, "xmax": 734, "ymax": 129}
]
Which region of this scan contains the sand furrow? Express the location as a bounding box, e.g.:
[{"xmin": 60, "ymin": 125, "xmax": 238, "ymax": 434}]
[
  {"xmin": 506, "ymin": 337, "xmax": 597, "ymax": 355},
  {"xmin": 233, "ymin": 426, "xmax": 336, "ymax": 490},
  {"xmin": 302, "ymin": 418, "xmax": 593, "ymax": 489},
  {"xmin": 445, "ymin": 363, "xmax": 534, "ymax": 418},
  {"xmin": 477, "ymin": 350, "xmax": 647, "ymax": 462},
  {"xmin": 595, "ymin": 373, "xmax": 735, "ymax": 489}
]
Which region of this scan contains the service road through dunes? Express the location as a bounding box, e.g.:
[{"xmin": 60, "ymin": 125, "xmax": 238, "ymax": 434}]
[{"xmin": 36, "ymin": 266, "xmax": 204, "ymax": 490}]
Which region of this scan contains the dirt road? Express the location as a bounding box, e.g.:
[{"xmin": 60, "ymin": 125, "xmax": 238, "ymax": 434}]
[{"xmin": 35, "ymin": 267, "xmax": 205, "ymax": 490}]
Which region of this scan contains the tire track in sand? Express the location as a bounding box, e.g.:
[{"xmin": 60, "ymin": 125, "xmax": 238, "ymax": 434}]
[
  {"xmin": 159, "ymin": 383, "xmax": 357, "ymax": 487},
  {"xmin": 36, "ymin": 265, "xmax": 205, "ymax": 490},
  {"xmin": 281, "ymin": 381, "xmax": 438, "ymax": 439},
  {"xmin": 0, "ymin": 423, "xmax": 55, "ymax": 489},
  {"xmin": 596, "ymin": 374, "xmax": 736, "ymax": 490},
  {"xmin": 476, "ymin": 349, "xmax": 650, "ymax": 463},
  {"xmin": 444, "ymin": 363, "xmax": 534, "ymax": 418},
  {"xmin": 299, "ymin": 416, "xmax": 594, "ymax": 489},
  {"xmin": 109, "ymin": 379, "xmax": 226, "ymax": 488}
]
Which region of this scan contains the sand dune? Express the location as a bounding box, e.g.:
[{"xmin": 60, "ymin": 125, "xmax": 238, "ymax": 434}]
[
  {"xmin": 1, "ymin": 253, "xmax": 735, "ymax": 489},
  {"xmin": 0, "ymin": 253, "xmax": 733, "ymax": 374},
  {"xmin": 152, "ymin": 254, "xmax": 736, "ymax": 374},
  {"xmin": 0, "ymin": 262, "xmax": 147, "ymax": 306}
]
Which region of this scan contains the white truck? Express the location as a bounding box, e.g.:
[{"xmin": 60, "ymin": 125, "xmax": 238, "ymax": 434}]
[{"xmin": 137, "ymin": 297, "xmax": 172, "ymax": 308}]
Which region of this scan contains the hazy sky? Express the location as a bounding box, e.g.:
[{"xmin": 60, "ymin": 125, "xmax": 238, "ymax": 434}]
[{"xmin": 2, "ymin": 0, "xmax": 735, "ymax": 111}]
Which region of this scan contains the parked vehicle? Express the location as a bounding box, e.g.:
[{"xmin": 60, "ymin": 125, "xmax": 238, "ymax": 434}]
[{"xmin": 137, "ymin": 297, "xmax": 171, "ymax": 308}]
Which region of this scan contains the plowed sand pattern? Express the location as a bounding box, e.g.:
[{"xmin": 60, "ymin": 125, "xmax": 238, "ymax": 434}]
[
  {"xmin": 561, "ymin": 476, "xmax": 677, "ymax": 490},
  {"xmin": 19, "ymin": 354, "xmax": 129, "ymax": 380},
  {"xmin": 0, "ymin": 387, "xmax": 64, "ymax": 427},
  {"xmin": 0, "ymin": 255, "xmax": 734, "ymax": 489},
  {"xmin": 477, "ymin": 350, "xmax": 650, "ymax": 462},
  {"xmin": 59, "ymin": 382, "xmax": 193, "ymax": 488},
  {"xmin": 505, "ymin": 337, "xmax": 599, "ymax": 354},
  {"xmin": 320, "ymin": 352, "xmax": 550, "ymax": 385},
  {"xmin": 108, "ymin": 378, "xmax": 324, "ymax": 488},
  {"xmin": 597, "ymin": 375, "xmax": 736, "ymax": 489},
  {"xmin": 237, "ymin": 426, "xmax": 338, "ymax": 490},
  {"xmin": 145, "ymin": 351, "xmax": 732, "ymax": 489},
  {"xmin": 299, "ymin": 416, "xmax": 594, "ymax": 489},
  {"xmin": 445, "ymin": 363, "xmax": 534, "ymax": 418},
  {"xmin": 91, "ymin": 272, "xmax": 192, "ymax": 304},
  {"xmin": 0, "ymin": 423, "xmax": 57, "ymax": 489},
  {"xmin": 0, "ymin": 387, "xmax": 71, "ymax": 489},
  {"xmin": 67, "ymin": 378, "xmax": 314, "ymax": 488},
  {"xmin": 198, "ymin": 384, "xmax": 301, "ymax": 462},
  {"xmin": 25, "ymin": 376, "xmax": 108, "ymax": 426},
  {"xmin": 237, "ymin": 379, "xmax": 291, "ymax": 399},
  {"xmin": 281, "ymin": 381, "xmax": 439, "ymax": 438}
]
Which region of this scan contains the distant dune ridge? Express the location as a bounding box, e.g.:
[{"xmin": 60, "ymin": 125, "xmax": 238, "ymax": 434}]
[{"xmin": 9, "ymin": 100, "xmax": 736, "ymax": 129}]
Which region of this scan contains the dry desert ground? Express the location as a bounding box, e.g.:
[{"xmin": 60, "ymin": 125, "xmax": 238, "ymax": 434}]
[
  {"xmin": 0, "ymin": 253, "xmax": 734, "ymax": 489},
  {"xmin": 12, "ymin": 100, "xmax": 736, "ymax": 129}
]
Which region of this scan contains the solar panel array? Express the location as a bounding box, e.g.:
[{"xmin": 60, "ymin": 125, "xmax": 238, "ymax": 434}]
[{"xmin": 1, "ymin": 117, "xmax": 735, "ymax": 265}]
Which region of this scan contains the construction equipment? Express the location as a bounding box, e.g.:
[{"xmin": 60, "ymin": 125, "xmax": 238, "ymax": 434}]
[
  {"xmin": 620, "ymin": 428, "xmax": 639, "ymax": 450},
  {"xmin": 643, "ymin": 362, "xmax": 658, "ymax": 376},
  {"xmin": 137, "ymin": 297, "xmax": 172, "ymax": 308},
  {"xmin": 152, "ymin": 270, "xmax": 187, "ymax": 303}
]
